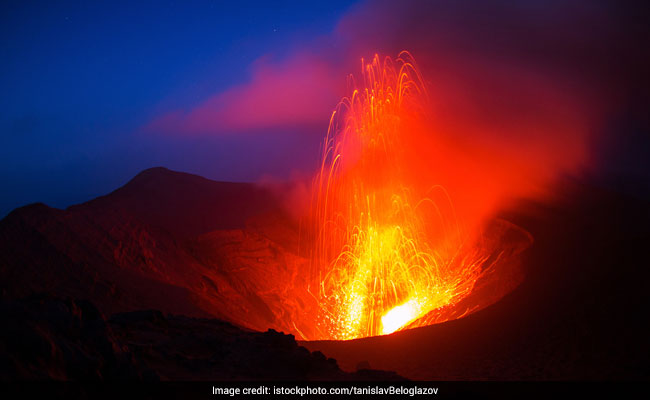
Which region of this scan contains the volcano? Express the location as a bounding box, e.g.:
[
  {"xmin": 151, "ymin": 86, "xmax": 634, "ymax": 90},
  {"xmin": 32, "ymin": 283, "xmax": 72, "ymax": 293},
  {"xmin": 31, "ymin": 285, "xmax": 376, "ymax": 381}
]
[
  {"xmin": 0, "ymin": 167, "xmax": 648, "ymax": 380},
  {"xmin": 0, "ymin": 167, "xmax": 404, "ymax": 380}
]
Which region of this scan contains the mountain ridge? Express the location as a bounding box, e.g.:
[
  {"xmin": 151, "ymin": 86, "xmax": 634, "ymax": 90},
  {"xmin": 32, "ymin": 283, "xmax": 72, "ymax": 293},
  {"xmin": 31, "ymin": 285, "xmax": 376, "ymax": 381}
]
[{"xmin": 0, "ymin": 167, "xmax": 313, "ymax": 336}]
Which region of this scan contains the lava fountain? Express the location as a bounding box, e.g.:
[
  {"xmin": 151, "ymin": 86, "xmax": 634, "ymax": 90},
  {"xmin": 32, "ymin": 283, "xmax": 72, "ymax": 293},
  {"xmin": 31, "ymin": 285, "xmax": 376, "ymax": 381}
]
[{"xmin": 309, "ymin": 52, "xmax": 498, "ymax": 340}]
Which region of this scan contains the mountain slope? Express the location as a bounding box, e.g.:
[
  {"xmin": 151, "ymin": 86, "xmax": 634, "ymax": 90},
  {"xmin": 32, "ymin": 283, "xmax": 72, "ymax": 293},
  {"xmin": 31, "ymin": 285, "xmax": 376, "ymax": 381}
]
[{"xmin": 0, "ymin": 167, "xmax": 314, "ymax": 336}]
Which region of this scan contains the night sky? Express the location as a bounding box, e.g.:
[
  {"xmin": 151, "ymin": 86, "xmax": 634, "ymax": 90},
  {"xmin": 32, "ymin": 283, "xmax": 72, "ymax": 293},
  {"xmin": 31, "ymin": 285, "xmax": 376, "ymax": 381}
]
[
  {"xmin": 1, "ymin": 0, "xmax": 355, "ymax": 216},
  {"xmin": 2, "ymin": 0, "xmax": 648, "ymax": 217}
]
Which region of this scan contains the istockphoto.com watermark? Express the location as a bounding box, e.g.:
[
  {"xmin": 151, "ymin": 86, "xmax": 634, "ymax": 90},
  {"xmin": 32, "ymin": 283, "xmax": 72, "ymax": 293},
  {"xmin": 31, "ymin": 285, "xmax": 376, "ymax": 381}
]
[{"xmin": 212, "ymin": 385, "xmax": 438, "ymax": 396}]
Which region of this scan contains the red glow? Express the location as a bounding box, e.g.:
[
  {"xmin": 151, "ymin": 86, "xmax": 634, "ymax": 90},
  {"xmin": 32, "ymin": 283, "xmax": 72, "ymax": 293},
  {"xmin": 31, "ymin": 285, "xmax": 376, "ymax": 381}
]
[
  {"xmin": 139, "ymin": 0, "xmax": 614, "ymax": 343},
  {"xmin": 147, "ymin": 54, "xmax": 342, "ymax": 135}
]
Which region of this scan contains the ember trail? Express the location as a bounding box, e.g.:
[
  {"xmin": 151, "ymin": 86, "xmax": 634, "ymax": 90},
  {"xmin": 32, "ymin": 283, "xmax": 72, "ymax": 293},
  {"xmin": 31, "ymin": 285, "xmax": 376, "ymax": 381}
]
[{"xmin": 310, "ymin": 52, "xmax": 487, "ymax": 340}]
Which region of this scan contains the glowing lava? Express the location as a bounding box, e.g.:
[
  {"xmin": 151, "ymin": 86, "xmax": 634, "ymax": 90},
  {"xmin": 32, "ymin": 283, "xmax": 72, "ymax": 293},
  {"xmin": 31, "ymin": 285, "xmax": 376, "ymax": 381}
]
[
  {"xmin": 381, "ymin": 298, "xmax": 421, "ymax": 335},
  {"xmin": 310, "ymin": 52, "xmax": 486, "ymax": 340}
]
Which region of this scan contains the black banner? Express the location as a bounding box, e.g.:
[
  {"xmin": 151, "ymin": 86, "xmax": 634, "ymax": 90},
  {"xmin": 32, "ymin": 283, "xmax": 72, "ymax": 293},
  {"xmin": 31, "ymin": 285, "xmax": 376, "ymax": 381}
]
[{"xmin": 0, "ymin": 381, "xmax": 641, "ymax": 399}]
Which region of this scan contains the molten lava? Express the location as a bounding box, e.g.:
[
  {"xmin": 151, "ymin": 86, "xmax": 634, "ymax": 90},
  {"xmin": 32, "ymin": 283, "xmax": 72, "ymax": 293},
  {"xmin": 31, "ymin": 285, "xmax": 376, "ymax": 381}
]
[{"xmin": 310, "ymin": 52, "xmax": 489, "ymax": 340}]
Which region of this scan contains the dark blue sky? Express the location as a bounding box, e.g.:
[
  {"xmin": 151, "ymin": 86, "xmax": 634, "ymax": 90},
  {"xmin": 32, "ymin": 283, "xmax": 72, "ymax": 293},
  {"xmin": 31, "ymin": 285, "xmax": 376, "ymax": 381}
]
[{"xmin": 1, "ymin": 0, "xmax": 356, "ymax": 216}]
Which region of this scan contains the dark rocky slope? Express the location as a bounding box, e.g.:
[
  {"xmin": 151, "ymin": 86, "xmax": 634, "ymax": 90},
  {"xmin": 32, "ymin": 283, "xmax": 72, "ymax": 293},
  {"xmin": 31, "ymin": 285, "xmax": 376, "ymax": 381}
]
[{"xmin": 0, "ymin": 295, "xmax": 402, "ymax": 381}]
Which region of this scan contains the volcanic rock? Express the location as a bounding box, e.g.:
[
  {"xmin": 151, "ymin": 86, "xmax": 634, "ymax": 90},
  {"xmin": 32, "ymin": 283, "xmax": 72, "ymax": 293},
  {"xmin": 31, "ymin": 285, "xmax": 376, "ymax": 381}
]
[{"xmin": 0, "ymin": 295, "xmax": 403, "ymax": 381}]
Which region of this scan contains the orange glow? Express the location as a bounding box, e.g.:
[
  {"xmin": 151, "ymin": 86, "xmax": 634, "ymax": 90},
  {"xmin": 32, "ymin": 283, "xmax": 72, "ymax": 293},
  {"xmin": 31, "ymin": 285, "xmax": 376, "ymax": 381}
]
[{"xmin": 310, "ymin": 52, "xmax": 488, "ymax": 340}]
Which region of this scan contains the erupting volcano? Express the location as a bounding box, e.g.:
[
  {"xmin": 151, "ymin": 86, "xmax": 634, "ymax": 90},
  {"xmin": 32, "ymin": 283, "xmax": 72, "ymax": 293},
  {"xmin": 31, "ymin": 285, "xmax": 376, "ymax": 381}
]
[
  {"xmin": 1, "ymin": 0, "xmax": 647, "ymax": 387},
  {"xmin": 308, "ymin": 52, "xmax": 506, "ymax": 340}
]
